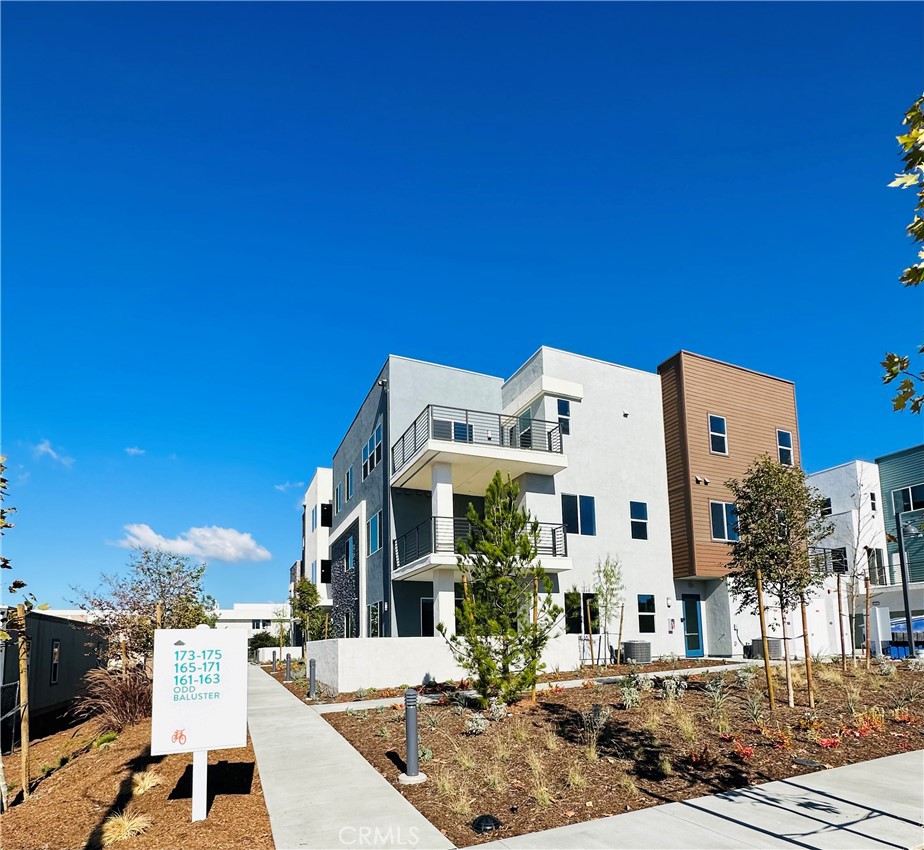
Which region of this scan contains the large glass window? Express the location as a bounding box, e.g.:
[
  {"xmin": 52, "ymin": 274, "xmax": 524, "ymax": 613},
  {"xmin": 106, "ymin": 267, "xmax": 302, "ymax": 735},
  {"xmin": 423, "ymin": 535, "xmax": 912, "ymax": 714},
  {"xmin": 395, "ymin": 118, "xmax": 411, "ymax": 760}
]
[
  {"xmin": 346, "ymin": 536, "xmax": 355, "ymax": 570},
  {"xmin": 562, "ymin": 494, "xmax": 596, "ymax": 535},
  {"xmin": 708, "ymin": 414, "xmax": 727, "ymax": 455},
  {"xmin": 777, "ymin": 429, "xmax": 793, "ymax": 466},
  {"xmin": 362, "ymin": 423, "xmax": 383, "ymax": 480},
  {"xmin": 564, "ymin": 591, "xmax": 598, "ymax": 634},
  {"xmin": 638, "ymin": 594, "xmax": 656, "ymax": 633},
  {"xmin": 710, "ymin": 501, "xmax": 738, "ymax": 542},
  {"xmin": 367, "ymin": 511, "xmax": 382, "ymax": 554},
  {"xmin": 630, "ymin": 501, "xmax": 648, "ymax": 540},
  {"xmin": 895, "ymin": 483, "xmax": 924, "ymax": 513}
]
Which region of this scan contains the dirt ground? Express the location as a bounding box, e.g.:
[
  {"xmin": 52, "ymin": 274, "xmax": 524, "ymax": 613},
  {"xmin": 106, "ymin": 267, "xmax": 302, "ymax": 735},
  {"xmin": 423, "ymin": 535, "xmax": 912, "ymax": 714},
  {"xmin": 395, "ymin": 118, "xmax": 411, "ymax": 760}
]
[
  {"xmin": 325, "ymin": 660, "xmax": 924, "ymax": 847},
  {"xmin": 1, "ymin": 718, "xmax": 274, "ymax": 850}
]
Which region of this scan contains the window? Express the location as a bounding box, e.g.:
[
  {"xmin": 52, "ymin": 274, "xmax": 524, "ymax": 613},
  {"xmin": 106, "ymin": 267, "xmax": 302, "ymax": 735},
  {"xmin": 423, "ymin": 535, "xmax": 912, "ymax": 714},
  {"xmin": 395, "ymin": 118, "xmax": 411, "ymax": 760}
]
[
  {"xmin": 251, "ymin": 619, "xmax": 261, "ymax": 629},
  {"xmin": 421, "ymin": 598, "xmax": 434, "ymax": 636},
  {"xmin": 630, "ymin": 501, "xmax": 648, "ymax": 540},
  {"xmin": 368, "ymin": 603, "xmax": 380, "ymax": 638},
  {"xmin": 321, "ymin": 503, "xmax": 332, "ymax": 527},
  {"xmin": 311, "ymin": 560, "xmax": 317, "ymax": 584},
  {"xmin": 50, "ymin": 640, "xmax": 60, "ymax": 685},
  {"xmin": 708, "ymin": 414, "xmax": 727, "ymax": 455},
  {"xmin": 821, "ymin": 497, "xmax": 832, "ymax": 517},
  {"xmin": 895, "ymin": 483, "xmax": 924, "ymax": 513},
  {"xmin": 867, "ymin": 547, "xmax": 886, "ymax": 584},
  {"xmin": 870, "ymin": 492, "xmax": 877, "ymax": 512},
  {"xmin": 367, "ymin": 511, "xmax": 382, "ymax": 554},
  {"xmin": 344, "ymin": 610, "xmax": 355, "ymax": 638},
  {"xmin": 710, "ymin": 501, "xmax": 738, "ymax": 542},
  {"xmin": 311, "ymin": 506, "xmax": 317, "ymax": 531},
  {"xmin": 557, "ymin": 399, "xmax": 571, "ymax": 436},
  {"xmin": 335, "ymin": 484, "xmax": 342, "ymax": 514},
  {"xmin": 564, "ymin": 591, "xmax": 598, "ymax": 634},
  {"xmin": 346, "ymin": 466, "xmax": 354, "ymax": 500},
  {"xmin": 562, "ymin": 494, "xmax": 596, "ymax": 535},
  {"xmin": 777, "ymin": 429, "xmax": 793, "ymax": 466},
  {"xmin": 638, "ymin": 595, "xmax": 656, "ymax": 633},
  {"xmin": 262, "ymin": 620, "xmax": 271, "ymax": 629},
  {"xmin": 346, "ymin": 536, "xmax": 355, "ymax": 569},
  {"xmin": 831, "ymin": 547, "xmax": 848, "ymax": 573},
  {"xmin": 362, "ymin": 423, "xmax": 383, "ymax": 480},
  {"xmin": 320, "ymin": 559, "xmax": 332, "ymax": 583}
]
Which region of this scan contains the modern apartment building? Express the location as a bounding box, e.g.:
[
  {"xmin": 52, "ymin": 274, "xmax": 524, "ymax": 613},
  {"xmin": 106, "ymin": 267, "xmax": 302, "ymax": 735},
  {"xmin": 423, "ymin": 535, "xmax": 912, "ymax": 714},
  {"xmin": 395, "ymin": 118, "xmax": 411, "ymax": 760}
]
[
  {"xmin": 658, "ymin": 351, "xmax": 801, "ymax": 657},
  {"xmin": 876, "ymin": 445, "xmax": 924, "ymax": 585},
  {"xmin": 295, "ymin": 468, "xmax": 333, "ymax": 609}
]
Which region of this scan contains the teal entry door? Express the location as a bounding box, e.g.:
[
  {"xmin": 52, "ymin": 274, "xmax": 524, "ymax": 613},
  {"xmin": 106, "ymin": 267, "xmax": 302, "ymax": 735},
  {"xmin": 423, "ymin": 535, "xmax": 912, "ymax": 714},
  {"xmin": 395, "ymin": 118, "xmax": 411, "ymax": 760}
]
[{"xmin": 682, "ymin": 594, "xmax": 704, "ymax": 658}]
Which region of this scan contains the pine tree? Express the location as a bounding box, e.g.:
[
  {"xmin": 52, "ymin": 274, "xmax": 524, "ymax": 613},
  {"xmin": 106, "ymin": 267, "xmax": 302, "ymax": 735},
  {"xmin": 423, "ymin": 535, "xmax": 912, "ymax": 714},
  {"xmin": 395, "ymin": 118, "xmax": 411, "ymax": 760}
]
[{"xmin": 441, "ymin": 472, "xmax": 562, "ymax": 706}]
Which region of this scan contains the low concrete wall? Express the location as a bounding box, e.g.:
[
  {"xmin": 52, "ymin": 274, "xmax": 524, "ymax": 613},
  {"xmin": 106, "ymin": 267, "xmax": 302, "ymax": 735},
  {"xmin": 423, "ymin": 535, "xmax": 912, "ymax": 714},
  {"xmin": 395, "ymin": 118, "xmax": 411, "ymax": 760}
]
[
  {"xmin": 303, "ymin": 633, "xmax": 592, "ymax": 694},
  {"xmin": 256, "ymin": 646, "xmax": 302, "ymax": 663}
]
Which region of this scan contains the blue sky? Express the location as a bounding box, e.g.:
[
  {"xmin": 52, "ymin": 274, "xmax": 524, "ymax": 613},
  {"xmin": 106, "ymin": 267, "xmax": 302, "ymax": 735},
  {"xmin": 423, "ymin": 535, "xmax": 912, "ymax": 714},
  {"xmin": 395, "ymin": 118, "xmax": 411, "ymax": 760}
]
[{"xmin": 3, "ymin": 2, "xmax": 922, "ymax": 609}]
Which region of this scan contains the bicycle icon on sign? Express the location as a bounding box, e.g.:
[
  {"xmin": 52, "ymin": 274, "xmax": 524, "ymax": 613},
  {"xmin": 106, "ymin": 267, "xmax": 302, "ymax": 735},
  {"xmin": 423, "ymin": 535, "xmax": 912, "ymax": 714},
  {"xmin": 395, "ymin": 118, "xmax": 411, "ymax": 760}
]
[{"xmin": 171, "ymin": 729, "xmax": 187, "ymax": 745}]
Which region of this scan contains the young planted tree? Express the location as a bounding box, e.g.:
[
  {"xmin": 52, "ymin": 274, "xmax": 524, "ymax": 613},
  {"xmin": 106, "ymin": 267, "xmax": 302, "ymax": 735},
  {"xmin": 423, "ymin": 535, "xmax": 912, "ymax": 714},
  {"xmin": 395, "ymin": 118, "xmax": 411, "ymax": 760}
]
[
  {"xmin": 440, "ymin": 472, "xmax": 562, "ymax": 706},
  {"xmin": 726, "ymin": 456, "xmax": 832, "ymax": 708},
  {"xmin": 591, "ymin": 554, "xmax": 624, "ymax": 665},
  {"xmin": 291, "ymin": 577, "xmax": 324, "ymax": 643},
  {"xmin": 72, "ymin": 549, "xmax": 217, "ymax": 663}
]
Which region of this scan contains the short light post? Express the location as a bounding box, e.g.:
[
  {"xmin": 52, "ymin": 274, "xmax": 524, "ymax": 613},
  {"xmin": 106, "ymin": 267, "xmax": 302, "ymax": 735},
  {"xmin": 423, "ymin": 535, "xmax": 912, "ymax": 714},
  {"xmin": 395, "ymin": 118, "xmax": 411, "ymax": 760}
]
[
  {"xmin": 892, "ymin": 489, "xmax": 921, "ymax": 658},
  {"xmin": 284, "ymin": 653, "xmax": 292, "ymax": 683},
  {"xmin": 309, "ymin": 659, "xmax": 317, "ymax": 700},
  {"xmin": 398, "ymin": 688, "xmax": 427, "ymax": 785},
  {"xmin": 272, "ymin": 650, "xmax": 277, "ymax": 672}
]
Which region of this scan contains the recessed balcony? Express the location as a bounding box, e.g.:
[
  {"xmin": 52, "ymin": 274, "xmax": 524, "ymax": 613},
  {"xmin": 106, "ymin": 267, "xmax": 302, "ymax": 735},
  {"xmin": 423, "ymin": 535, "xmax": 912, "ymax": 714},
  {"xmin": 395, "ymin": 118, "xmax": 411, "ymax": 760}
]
[
  {"xmin": 390, "ymin": 405, "xmax": 568, "ymax": 495},
  {"xmin": 392, "ymin": 516, "xmax": 571, "ymax": 581}
]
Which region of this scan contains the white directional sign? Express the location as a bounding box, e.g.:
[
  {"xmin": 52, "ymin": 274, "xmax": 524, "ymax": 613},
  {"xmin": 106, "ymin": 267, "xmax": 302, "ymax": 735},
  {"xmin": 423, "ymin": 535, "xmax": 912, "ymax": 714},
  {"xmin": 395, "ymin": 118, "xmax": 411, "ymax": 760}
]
[{"xmin": 151, "ymin": 626, "xmax": 247, "ymax": 755}]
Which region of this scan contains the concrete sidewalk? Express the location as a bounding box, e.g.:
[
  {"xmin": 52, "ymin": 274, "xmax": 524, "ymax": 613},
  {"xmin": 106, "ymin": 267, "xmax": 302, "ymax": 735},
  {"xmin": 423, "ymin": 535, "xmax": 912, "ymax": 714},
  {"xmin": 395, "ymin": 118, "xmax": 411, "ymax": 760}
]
[
  {"xmin": 247, "ymin": 665, "xmax": 452, "ymax": 850},
  {"xmin": 479, "ymin": 750, "xmax": 924, "ymax": 849}
]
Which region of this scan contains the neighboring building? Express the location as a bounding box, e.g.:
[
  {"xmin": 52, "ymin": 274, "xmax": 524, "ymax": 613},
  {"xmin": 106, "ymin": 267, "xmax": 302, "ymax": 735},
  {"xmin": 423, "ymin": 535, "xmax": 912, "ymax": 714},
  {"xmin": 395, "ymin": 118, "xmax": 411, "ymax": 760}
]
[
  {"xmin": 658, "ymin": 351, "xmax": 802, "ymax": 657},
  {"xmin": 295, "ymin": 468, "xmax": 333, "ymax": 608},
  {"xmin": 214, "ymin": 602, "xmax": 293, "ymax": 642},
  {"xmin": 876, "ymin": 445, "xmax": 924, "ymax": 585}
]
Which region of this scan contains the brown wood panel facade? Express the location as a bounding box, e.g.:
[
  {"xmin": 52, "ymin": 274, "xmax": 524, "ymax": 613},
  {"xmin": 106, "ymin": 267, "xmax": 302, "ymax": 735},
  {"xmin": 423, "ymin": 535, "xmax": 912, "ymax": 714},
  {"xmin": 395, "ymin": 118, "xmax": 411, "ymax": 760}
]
[{"xmin": 659, "ymin": 351, "xmax": 800, "ymax": 579}]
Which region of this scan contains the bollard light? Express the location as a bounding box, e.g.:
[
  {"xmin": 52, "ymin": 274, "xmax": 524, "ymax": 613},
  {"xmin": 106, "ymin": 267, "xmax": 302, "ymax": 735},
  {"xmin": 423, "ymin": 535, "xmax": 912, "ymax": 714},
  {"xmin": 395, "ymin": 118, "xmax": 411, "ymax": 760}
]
[
  {"xmin": 272, "ymin": 650, "xmax": 277, "ymax": 672},
  {"xmin": 398, "ymin": 687, "xmax": 427, "ymax": 785},
  {"xmin": 309, "ymin": 659, "xmax": 317, "ymax": 700},
  {"xmin": 284, "ymin": 653, "xmax": 293, "ymax": 683}
]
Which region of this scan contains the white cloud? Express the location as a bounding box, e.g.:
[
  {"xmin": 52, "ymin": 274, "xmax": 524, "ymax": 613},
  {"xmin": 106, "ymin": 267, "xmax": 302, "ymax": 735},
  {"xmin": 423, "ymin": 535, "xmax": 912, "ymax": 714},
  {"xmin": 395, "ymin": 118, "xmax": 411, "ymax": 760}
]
[
  {"xmin": 274, "ymin": 481, "xmax": 305, "ymax": 492},
  {"xmin": 115, "ymin": 523, "xmax": 272, "ymax": 563},
  {"xmin": 124, "ymin": 447, "xmax": 146, "ymax": 456},
  {"xmin": 33, "ymin": 439, "xmax": 74, "ymax": 468}
]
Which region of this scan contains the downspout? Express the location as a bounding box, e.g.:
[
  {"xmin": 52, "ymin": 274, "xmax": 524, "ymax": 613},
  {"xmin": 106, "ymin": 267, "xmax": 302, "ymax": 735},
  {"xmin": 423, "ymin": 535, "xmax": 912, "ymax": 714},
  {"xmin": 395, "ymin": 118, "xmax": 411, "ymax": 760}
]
[{"xmin": 379, "ymin": 378, "xmax": 392, "ymax": 637}]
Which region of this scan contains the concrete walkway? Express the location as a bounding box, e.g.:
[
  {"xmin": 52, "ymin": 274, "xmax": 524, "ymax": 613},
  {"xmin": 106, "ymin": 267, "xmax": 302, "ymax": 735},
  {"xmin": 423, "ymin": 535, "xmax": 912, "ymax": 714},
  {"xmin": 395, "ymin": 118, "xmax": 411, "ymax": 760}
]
[
  {"xmin": 479, "ymin": 750, "xmax": 924, "ymax": 849},
  {"xmin": 247, "ymin": 665, "xmax": 452, "ymax": 850}
]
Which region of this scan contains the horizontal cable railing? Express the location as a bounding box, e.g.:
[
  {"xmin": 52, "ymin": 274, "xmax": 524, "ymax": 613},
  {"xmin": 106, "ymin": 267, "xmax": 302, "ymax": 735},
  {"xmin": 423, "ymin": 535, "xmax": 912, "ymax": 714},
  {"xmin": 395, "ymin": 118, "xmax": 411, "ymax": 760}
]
[
  {"xmin": 393, "ymin": 517, "xmax": 567, "ymax": 570},
  {"xmin": 391, "ymin": 405, "xmax": 563, "ymax": 475}
]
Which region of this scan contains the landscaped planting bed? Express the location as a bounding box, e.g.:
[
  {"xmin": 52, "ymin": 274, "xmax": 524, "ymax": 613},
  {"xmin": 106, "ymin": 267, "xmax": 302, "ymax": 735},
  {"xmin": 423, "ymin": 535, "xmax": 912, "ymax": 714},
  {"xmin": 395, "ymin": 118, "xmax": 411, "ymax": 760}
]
[{"xmin": 324, "ymin": 659, "xmax": 924, "ymax": 847}]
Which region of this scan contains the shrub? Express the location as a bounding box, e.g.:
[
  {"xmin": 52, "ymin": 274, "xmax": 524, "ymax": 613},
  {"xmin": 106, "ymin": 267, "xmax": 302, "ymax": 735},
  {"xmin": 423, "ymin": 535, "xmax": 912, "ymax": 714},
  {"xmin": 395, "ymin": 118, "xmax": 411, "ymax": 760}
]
[
  {"xmin": 418, "ymin": 746, "xmax": 434, "ymax": 764},
  {"xmin": 704, "ymin": 678, "xmax": 729, "ymax": 714},
  {"xmin": 580, "ymin": 704, "xmax": 611, "ymax": 759},
  {"xmin": 745, "ymin": 692, "xmax": 765, "ymax": 729},
  {"xmin": 877, "ymin": 658, "xmax": 896, "ymax": 677},
  {"xmin": 75, "ymin": 668, "xmax": 152, "ymax": 733},
  {"xmin": 659, "ymin": 676, "xmax": 688, "ymax": 701},
  {"xmin": 907, "ymin": 657, "xmax": 924, "ymax": 673},
  {"xmin": 733, "ymin": 739, "xmax": 754, "ymax": 762},
  {"xmin": 565, "ymin": 764, "xmax": 586, "ymax": 789},
  {"xmin": 736, "ymin": 666, "xmax": 759, "ymax": 689},
  {"xmin": 354, "ymin": 687, "xmax": 375, "ymax": 700},
  {"xmin": 619, "ymin": 683, "xmax": 641, "ymax": 709},
  {"xmin": 487, "ymin": 699, "xmax": 508, "ymax": 722},
  {"xmin": 95, "ymin": 731, "xmax": 119, "ymax": 747},
  {"xmin": 101, "ymin": 811, "xmax": 152, "ymax": 846},
  {"xmin": 464, "ymin": 714, "xmax": 490, "ymax": 736},
  {"xmin": 131, "ymin": 770, "xmax": 163, "ymax": 797}
]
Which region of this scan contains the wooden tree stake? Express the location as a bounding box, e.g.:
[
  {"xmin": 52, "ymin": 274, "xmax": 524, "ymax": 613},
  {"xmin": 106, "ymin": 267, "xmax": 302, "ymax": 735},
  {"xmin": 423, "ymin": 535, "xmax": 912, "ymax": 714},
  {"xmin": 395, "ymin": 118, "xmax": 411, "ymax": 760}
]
[
  {"xmin": 837, "ymin": 572, "xmax": 847, "ymax": 671},
  {"xmin": 800, "ymin": 595, "xmax": 815, "ymax": 709},
  {"xmin": 17, "ymin": 605, "xmax": 29, "ymax": 800},
  {"xmin": 756, "ymin": 569, "xmax": 775, "ymax": 711},
  {"xmin": 585, "ymin": 596, "xmax": 596, "ymax": 667},
  {"xmin": 864, "ymin": 574, "xmax": 872, "ymax": 671},
  {"xmin": 616, "ymin": 602, "xmax": 625, "ymax": 665}
]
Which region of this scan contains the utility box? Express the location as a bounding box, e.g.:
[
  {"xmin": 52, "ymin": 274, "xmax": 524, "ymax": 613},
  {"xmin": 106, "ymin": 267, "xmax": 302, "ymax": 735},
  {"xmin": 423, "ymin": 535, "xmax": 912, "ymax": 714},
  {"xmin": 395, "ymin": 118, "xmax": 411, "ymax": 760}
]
[
  {"xmin": 869, "ymin": 605, "xmax": 891, "ymax": 657},
  {"xmin": 751, "ymin": 637, "xmax": 782, "ymax": 660}
]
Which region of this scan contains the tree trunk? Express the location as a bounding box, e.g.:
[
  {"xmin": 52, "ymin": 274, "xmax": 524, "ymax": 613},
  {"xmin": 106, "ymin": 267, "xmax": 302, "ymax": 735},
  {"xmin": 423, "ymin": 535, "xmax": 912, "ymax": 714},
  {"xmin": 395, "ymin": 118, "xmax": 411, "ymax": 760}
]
[
  {"xmin": 800, "ymin": 595, "xmax": 815, "ymax": 710},
  {"xmin": 18, "ymin": 605, "xmax": 30, "ymax": 800},
  {"xmin": 755, "ymin": 568, "xmax": 775, "ymax": 711},
  {"xmin": 585, "ymin": 596, "xmax": 596, "ymax": 667},
  {"xmin": 837, "ymin": 573, "xmax": 847, "ymax": 672},
  {"xmin": 779, "ymin": 597, "xmax": 794, "ymax": 708},
  {"xmin": 615, "ymin": 603, "xmax": 625, "ymax": 665},
  {"xmin": 0, "ymin": 752, "xmax": 8, "ymax": 812},
  {"xmin": 864, "ymin": 574, "xmax": 872, "ymax": 672}
]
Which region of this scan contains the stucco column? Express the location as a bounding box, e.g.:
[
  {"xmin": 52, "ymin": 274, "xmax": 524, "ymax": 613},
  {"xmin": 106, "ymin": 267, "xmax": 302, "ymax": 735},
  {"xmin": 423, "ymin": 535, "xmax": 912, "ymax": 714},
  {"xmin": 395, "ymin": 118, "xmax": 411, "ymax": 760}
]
[
  {"xmin": 431, "ymin": 462, "xmax": 454, "ymax": 552},
  {"xmin": 432, "ymin": 568, "xmax": 456, "ymax": 636}
]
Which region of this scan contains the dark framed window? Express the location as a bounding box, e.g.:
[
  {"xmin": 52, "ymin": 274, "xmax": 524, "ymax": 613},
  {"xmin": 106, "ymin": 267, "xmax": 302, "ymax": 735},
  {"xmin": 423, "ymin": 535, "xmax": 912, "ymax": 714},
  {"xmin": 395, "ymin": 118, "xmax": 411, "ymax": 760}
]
[
  {"xmin": 344, "ymin": 610, "xmax": 355, "ymax": 639},
  {"xmin": 870, "ymin": 492, "xmax": 877, "ymax": 512},
  {"xmin": 321, "ymin": 503, "xmax": 332, "ymax": 527},
  {"xmin": 420, "ymin": 598, "xmax": 434, "ymax": 636},
  {"xmin": 630, "ymin": 501, "xmax": 648, "ymax": 540},
  {"xmin": 562, "ymin": 494, "xmax": 595, "ymax": 535},
  {"xmin": 362, "ymin": 423, "xmax": 383, "ymax": 480},
  {"xmin": 564, "ymin": 591, "xmax": 598, "ymax": 634},
  {"xmin": 831, "ymin": 547, "xmax": 848, "ymax": 573},
  {"xmin": 368, "ymin": 603, "xmax": 380, "ymax": 638},
  {"xmin": 708, "ymin": 414, "xmax": 727, "ymax": 455},
  {"xmin": 346, "ymin": 466, "xmax": 354, "ymax": 500},
  {"xmin": 579, "ymin": 495, "xmax": 596, "ymax": 536},
  {"xmin": 367, "ymin": 511, "xmax": 382, "ymax": 554},
  {"xmin": 710, "ymin": 501, "xmax": 738, "ymax": 542},
  {"xmin": 50, "ymin": 640, "xmax": 60, "ymax": 685},
  {"xmin": 821, "ymin": 497, "xmax": 832, "ymax": 517},
  {"xmin": 557, "ymin": 399, "xmax": 571, "ymax": 436},
  {"xmin": 251, "ymin": 619, "xmax": 260, "ymax": 629},
  {"xmin": 562, "ymin": 494, "xmax": 579, "ymax": 534},
  {"xmin": 895, "ymin": 483, "xmax": 924, "ymax": 513},
  {"xmin": 638, "ymin": 594, "xmax": 656, "ymax": 633},
  {"xmin": 346, "ymin": 536, "xmax": 355, "ymax": 570},
  {"xmin": 320, "ymin": 559, "xmax": 332, "ymax": 583},
  {"xmin": 777, "ymin": 430, "xmax": 793, "ymax": 466},
  {"xmin": 335, "ymin": 484, "xmax": 342, "ymax": 514}
]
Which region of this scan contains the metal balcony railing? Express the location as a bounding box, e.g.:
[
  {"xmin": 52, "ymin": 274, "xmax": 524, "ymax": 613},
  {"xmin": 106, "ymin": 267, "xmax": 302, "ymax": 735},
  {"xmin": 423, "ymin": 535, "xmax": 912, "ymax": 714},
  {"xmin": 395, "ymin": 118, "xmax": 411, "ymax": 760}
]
[
  {"xmin": 391, "ymin": 404, "xmax": 563, "ymax": 476},
  {"xmin": 392, "ymin": 516, "xmax": 567, "ymax": 570}
]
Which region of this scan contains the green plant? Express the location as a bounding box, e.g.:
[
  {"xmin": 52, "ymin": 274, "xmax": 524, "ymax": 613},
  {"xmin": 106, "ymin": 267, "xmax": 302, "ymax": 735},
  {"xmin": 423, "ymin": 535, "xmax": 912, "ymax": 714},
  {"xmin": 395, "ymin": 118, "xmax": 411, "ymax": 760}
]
[
  {"xmin": 892, "ymin": 680, "xmax": 924, "ymax": 711},
  {"xmin": 512, "ymin": 718, "xmax": 529, "ymax": 743},
  {"xmin": 674, "ymin": 706, "xmax": 696, "ymax": 742},
  {"xmin": 544, "ymin": 728, "xmax": 560, "ymax": 752},
  {"xmin": 464, "ymin": 714, "xmax": 489, "ymax": 736},
  {"xmin": 455, "ymin": 748, "xmax": 476, "ymax": 771},
  {"xmin": 374, "ymin": 726, "xmax": 389, "ymax": 739},
  {"xmin": 418, "ymin": 746, "xmax": 433, "ymax": 764},
  {"xmin": 565, "ymin": 764, "xmax": 586, "ymax": 790},
  {"xmin": 659, "ymin": 676, "xmax": 687, "ymax": 701},
  {"xmin": 907, "ymin": 657, "xmax": 924, "ymax": 673},
  {"xmin": 581, "ymin": 703, "xmax": 611, "ymax": 759},
  {"xmin": 617, "ymin": 771, "xmax": 639, "ymax": 797},
  {"xmin": 75, "ymin": 668, "xmax": 152, "ymax": 733},
  {"xmin": 843, "ymin": 684, "xmax": 863, "ymax": 717},
  {"xmin": 658, "ymin": 755, "xmax": 673, "ymax": 776},
  {"xmin": 704, "ymin": 678, "xmax": 729, "ymax": 714},
  {"xmin": 94, "ymin": 730, "xmax": 119, "ymax": 747},
  {"xmin": 619, "ymin": 683, "xmax": 641, "ymax": 709},
  {"xmin": 745, "ymin": 692, "xmax": 765, "ymax": 729},
  {"xmin": 354, "ymin": 687, "xmax": 375, "ymax": 700},
  {"xmin": 440, "ymin": 473, "xmax": 563, "ymax": 706},
  {"xmin": 484, "ymin": 763, "xmax": 506, "ymax": 791},
  {"xmin": 735, "ymin": 666, "xmax": 759, "ymax": 689},
  {"xmin": 877, "ymin": 658, "xmax": 897, "ymax": 677},
  {"xmin": 487, "ymin": 699, "xmax": 508, "ymax": 722}
]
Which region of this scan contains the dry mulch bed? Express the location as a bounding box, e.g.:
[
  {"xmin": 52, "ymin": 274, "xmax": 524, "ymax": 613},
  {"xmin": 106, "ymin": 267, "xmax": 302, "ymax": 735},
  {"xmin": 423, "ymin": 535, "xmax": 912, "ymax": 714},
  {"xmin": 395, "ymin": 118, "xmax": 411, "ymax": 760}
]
[
  {"xmin": 325, "ymin": 661, "xmax": 924, "ymax": 847},
  {"xmin": 2, "ymin": 718, "xmax": 273, "ymax": 850},
  {"xmin": 263, "ymin": 656, "xmax": 731, "ymax": 704}
]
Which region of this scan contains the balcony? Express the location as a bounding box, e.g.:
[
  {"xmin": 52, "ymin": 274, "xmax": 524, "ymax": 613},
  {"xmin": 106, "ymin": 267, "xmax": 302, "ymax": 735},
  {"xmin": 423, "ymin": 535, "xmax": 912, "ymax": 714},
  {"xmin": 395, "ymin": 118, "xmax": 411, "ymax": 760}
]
[
  {"xmin": 390, "ymin": 405, "xmax": 568, "ymax": 494},
  {"xmin": 392, "ymin": 516, "xmax": 570, "ymax": 580}
]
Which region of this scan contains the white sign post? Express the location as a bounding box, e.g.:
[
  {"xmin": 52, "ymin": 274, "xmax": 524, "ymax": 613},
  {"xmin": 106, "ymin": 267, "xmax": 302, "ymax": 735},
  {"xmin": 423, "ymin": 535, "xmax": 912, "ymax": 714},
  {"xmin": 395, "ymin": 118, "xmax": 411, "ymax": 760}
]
[{"xmin": 151, "ymin": 625, "xmax": 247, "ymax": 821}]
